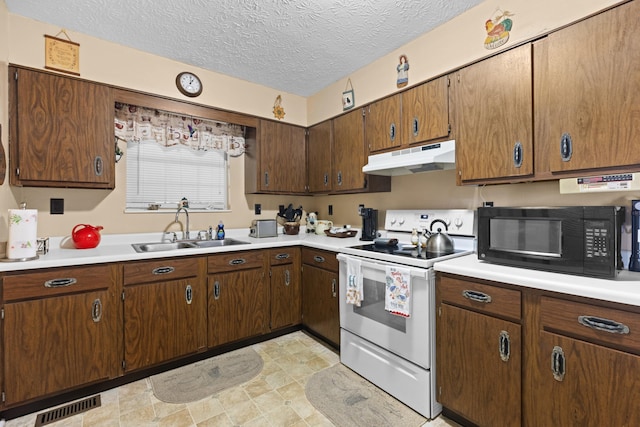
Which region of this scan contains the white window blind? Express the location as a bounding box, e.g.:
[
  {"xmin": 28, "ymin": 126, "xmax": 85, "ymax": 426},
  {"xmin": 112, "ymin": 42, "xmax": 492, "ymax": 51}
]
[{"xmin": 126, "ymin": 140, "xmax": 228, "ymax": 210}]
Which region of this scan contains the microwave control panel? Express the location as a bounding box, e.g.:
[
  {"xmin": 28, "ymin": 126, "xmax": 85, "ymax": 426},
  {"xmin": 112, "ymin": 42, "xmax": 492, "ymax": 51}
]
[{"xmin": 584, "ymin": 220, "xmax": 612, "ymax": 259}]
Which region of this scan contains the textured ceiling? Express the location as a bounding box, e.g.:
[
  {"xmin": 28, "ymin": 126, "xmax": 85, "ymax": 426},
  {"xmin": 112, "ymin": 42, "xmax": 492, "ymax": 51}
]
[{"xmin": 5, "ymin": 0, "xmax": 483, "ymax": 97}]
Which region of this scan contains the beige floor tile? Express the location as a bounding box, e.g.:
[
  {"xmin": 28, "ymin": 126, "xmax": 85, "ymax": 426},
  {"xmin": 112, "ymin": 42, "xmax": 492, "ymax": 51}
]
[
  {"xmin": 276, "ymin": 381, "xmax": 305, "ymax": 401},
  {"xmin": 263, "ymin": 405, "xmax": 303, "ymax": 427},
  {"xmin": 252, "ymin": 389, "xmax": 285, "ymax": 413},
  {"xmin": 158, "ymin": 408, "xmax": 195, "ymax": 427},
  {"xmin": 196, "ymin": 411, "xmax": 234, "ymax": 427},
  {"xmin": 244, "ymin": 377, "xmax": 274, "ymax": 399},
  {"xmin": 187, "ymin": 396, "xmax": 225, "ymax": 424},
  {"xmin": 119, "ymin": 404, "xmax": 157, "ymax": 427},
  {"xmin": 225, "ymin": 399, "xmax": 262, "ymax": 425}
]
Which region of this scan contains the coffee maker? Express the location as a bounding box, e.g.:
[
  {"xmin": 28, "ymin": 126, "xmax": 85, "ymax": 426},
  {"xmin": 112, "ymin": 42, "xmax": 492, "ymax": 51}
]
[{"xmin": 360, "ymin": 206, "xmax": 378, "ymax": 241}]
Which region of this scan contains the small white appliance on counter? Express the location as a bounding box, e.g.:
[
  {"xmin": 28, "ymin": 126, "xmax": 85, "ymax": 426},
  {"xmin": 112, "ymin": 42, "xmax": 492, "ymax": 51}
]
[{"xmin": 337, "ymin": 209, "xmax": 476, "ymax": 419}]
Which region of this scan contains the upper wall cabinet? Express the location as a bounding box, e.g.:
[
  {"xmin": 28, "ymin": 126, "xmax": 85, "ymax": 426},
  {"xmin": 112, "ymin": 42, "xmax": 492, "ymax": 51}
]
[
  {"xmin": 245, "ymin": 120, "xmax": 306, "ymax": 194},
  {"xmin": 307, "ymin": 120, "xmax": 333, "ymax": 193},
  {"xmin": 8, "ymin": 66, "xmax": 115, "ymax": 189},
  {"xmin": 451, "ymin": 44, "xmax": 534, "ymax": 184},
  {"xmin": 535, "ymin": 0, "xmax": 640, "ymax": 177},
  {"xmin": 365, "ymin": 76, "xmax": 450, "ymax": 154},
  {"xmin": 332, "ymin": 108, "xmax": 391, "ymax": 194}
]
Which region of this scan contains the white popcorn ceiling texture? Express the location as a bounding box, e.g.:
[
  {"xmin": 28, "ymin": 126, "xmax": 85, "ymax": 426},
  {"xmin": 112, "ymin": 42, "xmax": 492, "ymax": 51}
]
[{"xmin": 6, "ymin": 0, "xmax": 483, "ymax": 97}]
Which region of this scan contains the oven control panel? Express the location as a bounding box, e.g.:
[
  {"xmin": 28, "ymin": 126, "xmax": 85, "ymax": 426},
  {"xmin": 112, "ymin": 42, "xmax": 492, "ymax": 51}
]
[{"xmin": 385, "ymin": 209, "xmax": 476, "ymax": 236}]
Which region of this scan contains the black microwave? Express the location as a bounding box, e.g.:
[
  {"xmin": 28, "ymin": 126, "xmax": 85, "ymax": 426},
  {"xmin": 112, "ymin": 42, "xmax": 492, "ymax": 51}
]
[{"xmin": 477, "ymin": 206, "xmax": 625, "ymax": 279}]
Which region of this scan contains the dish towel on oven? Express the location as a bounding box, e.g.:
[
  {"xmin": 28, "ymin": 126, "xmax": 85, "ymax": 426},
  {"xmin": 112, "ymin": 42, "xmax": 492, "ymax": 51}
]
[
  {"xmin": 345, "ymin": 258, "xmax": 363, "ymax": 306},
  {"xmin": 385, "ymin": 265, "xmax": 411, "ymax": 317}
]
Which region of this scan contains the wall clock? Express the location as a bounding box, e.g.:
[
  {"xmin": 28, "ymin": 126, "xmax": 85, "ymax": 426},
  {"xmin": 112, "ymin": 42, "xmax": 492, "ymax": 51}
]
[{"xmin": 176, "ymin": 72, "xmax": 203, "ymax": 97}]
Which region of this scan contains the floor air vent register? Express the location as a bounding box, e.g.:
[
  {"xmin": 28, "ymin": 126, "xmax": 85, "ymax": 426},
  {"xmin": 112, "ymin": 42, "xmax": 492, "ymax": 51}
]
[{"xmin": 34, "ymin": 395, "xmax": 101, "ymax": 427}]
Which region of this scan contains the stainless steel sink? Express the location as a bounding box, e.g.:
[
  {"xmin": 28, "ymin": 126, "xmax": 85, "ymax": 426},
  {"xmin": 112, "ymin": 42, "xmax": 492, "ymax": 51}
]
[{"xmin": 131, "ymin": 238, "xmax": 249, "ymax": 253}]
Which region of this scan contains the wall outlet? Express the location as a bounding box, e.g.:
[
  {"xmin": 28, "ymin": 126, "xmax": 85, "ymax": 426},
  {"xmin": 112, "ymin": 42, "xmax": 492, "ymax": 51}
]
[
  {"xmin": 328, "ymin": 205, "xmax": 333, "ymax": 215},
  {"xmin": 50, "ymin": 198, "xmax": 64, "ymax": 215},
  {"xmin": 483, "ymin": 201, "xmax": 494, "ymax": 207},
  {"xmin": 358, "ymin": 204, "xmax": 365, "ymax": 215},
  {"xmin": 254, "ymin": 204, "xmax": 261, "ymax": 214}
]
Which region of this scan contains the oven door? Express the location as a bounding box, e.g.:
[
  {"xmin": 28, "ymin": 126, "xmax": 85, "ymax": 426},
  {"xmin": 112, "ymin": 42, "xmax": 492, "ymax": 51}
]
[{"xmin": 337, "ymin": 253, "xmax": 433, "ymax": 368}]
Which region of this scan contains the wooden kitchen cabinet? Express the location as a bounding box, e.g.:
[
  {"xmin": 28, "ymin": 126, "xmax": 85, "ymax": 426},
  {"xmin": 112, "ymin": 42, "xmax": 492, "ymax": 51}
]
[
  {"xmin": 436, "ymin": 274, "xmax": 522, "ymax": 427},
  {"xmin": 2, "ymin": 265, "xmax": 119, "ymax": 406},
  {"xmin": 246, "ymin": 119, "xmax": 306, "ymax": 194},
  {"xmin": 8, "ymin": 65, "xmax": 114, "ymax": 189},
  {"xmin": 535, "ymin": 0, "xmax": 640, "ymax": 177},
  {"xmin": 366, "ymin": 77, "xmax": 450, "ymax": 154},
  {"xmin": 450, "ymin": 43, "xmax": 533, "ymax": 184},
  {"xmin": 307, "ymin": 120, "xmax": 333, "ymax": 193},
  {"xmin": 123, "ymin": 257, "xmax": 207, "ymax": 372},
  {"xmin": 207, "ymin": 250, "xmax": 268, "ymax": 347},
  {"xmin": 527, "ymin": 295, "xmax": 640, "ymax": 426},
  {"xmin": 269, "ymin": 247, "xmax": 301, "ymax": 330},
  {"xmin": 332, "ymin": 108, "xmax": 390, "ymax": 194},
  {"xmin": 301, "ymin": 248, "xmax": 340, "ymax": 347},
  {"xmin": 365, "ymin": 94, "xmax": 402, "ymax": 153}
]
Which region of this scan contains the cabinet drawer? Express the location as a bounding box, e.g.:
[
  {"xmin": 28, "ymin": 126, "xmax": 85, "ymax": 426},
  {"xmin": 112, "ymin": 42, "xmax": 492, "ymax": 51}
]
[
  {"xmin": 541, "ymin": 296, "xmax": 640, "ymax": 353},
  {"xmin": 438, "ymin": 275, "xmax": 521, "ymax": 322},
  {"xmin": 207, "ymin": 250, "xmax": 264, "ymax": 273},
  {"xmin": 301, "ymin": 248, "xmax": 338, "ymax": 271},
  {"xmin": 269, "ymin": 247, "xmax": 298, "ymax": 265},
  {"xmin": 3, "ymin": 264, "xmax": 116, "ymax": 301},
  {"xmin": 124, "ymin": 257, "xmax": 200, "ymax": 285}
]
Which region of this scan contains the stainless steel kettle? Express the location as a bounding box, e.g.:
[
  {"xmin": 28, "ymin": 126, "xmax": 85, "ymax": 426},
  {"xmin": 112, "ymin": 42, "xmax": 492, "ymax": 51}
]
[{"xmin": 426, "ymin": 219, "xmax": 454, "ymax": 254}]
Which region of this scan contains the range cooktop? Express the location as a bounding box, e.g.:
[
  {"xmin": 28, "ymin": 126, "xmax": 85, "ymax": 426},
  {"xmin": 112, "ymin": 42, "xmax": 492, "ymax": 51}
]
[{"xmin": 350, "ymin": 243, "xmax": 468, "ymax": 260}]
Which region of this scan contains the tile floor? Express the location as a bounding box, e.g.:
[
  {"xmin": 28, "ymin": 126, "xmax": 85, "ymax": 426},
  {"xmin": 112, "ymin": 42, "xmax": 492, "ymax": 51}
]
[{"xmin": 4, "ymin": 331, "xmax": 460, "ymax": 427}]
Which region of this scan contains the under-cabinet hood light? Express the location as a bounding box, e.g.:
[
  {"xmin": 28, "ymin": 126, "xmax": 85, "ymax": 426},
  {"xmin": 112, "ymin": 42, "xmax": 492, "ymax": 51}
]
[{"xmin": 362, "ymin": 140, "xmax": 456, "ymax": 176}]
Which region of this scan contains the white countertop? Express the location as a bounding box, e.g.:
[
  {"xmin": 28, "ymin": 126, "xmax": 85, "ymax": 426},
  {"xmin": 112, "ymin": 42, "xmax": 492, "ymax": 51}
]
[
  {"xmin": 0, "ymin": 227, "xmax": 362, "ymax": 272},
  {"xmin": 434, "ymin": 253, "xmax": 640, "ymax": 307}
]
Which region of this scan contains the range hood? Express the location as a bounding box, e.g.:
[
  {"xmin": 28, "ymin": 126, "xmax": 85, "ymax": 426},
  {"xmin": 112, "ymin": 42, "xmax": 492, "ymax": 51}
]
[{"xmin": 362, "ymin": 140, "xmax": 456, "ymax": 176}]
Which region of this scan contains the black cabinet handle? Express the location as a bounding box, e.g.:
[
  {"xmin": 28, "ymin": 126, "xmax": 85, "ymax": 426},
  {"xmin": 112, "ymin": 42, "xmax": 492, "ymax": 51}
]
[
  {"xmin": 152, "ymin": 266, "xmax": 175, "ymax": 275},
  {"xmin": 462, "ymin": 289, "xmax": 492, "ymax": 303},
  {"xmin": 513, "ymin": 141, "xmax": 523, "ymax": 168},
  {"xmin": 499, "ymin": 330, "xmax": 510, "ymax": 362},
  {"xmin": 551, "ymin": 346, "xmax": 565, "ymax": 381},
  {"xmin": 44, "ymin": 278, "xmax": 77, "ymax": 288},
  {"xmin": 578, "ymin": 315, "xmax": 630, "ymax": 335},
  {"xmin": 560, "ymin": 133, "xmax": 573, "ymax": 162}
]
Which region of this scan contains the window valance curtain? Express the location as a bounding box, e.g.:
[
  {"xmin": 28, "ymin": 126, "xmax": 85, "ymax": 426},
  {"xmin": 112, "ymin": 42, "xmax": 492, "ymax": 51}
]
[{"xmin": 114, "ymin": 103, "xmax": 246, "ymax": 156}]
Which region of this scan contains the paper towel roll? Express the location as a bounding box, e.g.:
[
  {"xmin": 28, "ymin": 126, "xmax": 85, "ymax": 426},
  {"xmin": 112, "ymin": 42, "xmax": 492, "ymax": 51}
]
[{"xmin": 7, "ymin": 209, "xmax": 38, "ymax": 260}]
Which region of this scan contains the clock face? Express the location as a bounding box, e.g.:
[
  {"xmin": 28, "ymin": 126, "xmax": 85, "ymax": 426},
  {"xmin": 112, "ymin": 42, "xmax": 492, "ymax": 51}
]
[{"xmin": 176, "ymin": 72, "xmax": 202, "ymax": 97}]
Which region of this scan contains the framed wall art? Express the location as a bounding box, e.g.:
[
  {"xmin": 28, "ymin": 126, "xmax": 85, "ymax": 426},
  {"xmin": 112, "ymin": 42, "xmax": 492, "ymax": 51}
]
[
  {"xmin": 44, "ymin": 30, "xmax": 80, "ymax": 75},
  {"xmin": 342, "ymin": 78, "xmax": 355, "ymax": 111}
]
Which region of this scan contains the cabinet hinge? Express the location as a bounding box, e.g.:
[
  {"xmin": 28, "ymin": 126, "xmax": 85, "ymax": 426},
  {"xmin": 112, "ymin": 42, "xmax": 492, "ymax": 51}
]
[
  {"xmin": 122, "ymin": 360, "xmax": 126, "ymax": 370},
  {"xmin": 121, "ymin": 291, "xmax": 125, "ymax": 301},
  {"xmin": 1, "ymin": 391, "xmax": 5, "ymax": 402},
  {"xmin": 362, "ymin": 107, "xmax": 366, "ymax": 117},
  {"xmin": 15, "ymin": 167, "xmax": 19, "ymax": 177},
  {"xmin": 438, "ymin": 306, "xmax": 441, "ymax": 317},
  {"xmin": 447, "ymin": 76, "xmax": 451, "ymax": 87},
  {"xmin": 438, "ymin": 386, "xmax": 441, "ymax": 397},
  {"xmin": 269, "ymin": 270, "xmax": 272, "ymax": 278},
  {"xmin": 13, "ymin": 70, "xmax": 18, "ymax": 80},
  {"xmin": 447, "ymin": 123, "xmax": 451, "ymax": 134},
  {"xmin": 1, "ymin": 308, "xmax": 4, "ymax": 320}
]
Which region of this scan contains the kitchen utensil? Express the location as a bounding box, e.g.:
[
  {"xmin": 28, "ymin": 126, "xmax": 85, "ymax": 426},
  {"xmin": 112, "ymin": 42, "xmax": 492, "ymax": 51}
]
[
  {"xmin": 315, "ymin": 220, "xmax": 334, "ymax": 235},
  {"xmin": 72, "ymin": 224, "xmax": 103, "ymax": 249},
  {"xmin": 374, "ymin": 238, "xmax": 399, "ymax": 246},
  {"xmin": 277, "ymin": 204, "xmax": 303, "ymax": 224},
  {"xmin": 426, "ymin": 219, "xmax": 454, "ymax": 254}
]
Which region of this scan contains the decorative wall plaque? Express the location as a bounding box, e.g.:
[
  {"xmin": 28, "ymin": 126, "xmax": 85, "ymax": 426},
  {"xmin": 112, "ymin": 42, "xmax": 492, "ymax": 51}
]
[{"xmin": 44, "ymin": 31, "xmax": 80, "ymax": 75}]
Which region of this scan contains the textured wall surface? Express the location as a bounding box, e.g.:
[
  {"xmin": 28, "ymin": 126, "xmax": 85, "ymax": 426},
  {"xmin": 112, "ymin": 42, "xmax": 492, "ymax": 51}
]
[{"xmin": 4, "ymin": 0, "xmax": 482, "ymax": 96}]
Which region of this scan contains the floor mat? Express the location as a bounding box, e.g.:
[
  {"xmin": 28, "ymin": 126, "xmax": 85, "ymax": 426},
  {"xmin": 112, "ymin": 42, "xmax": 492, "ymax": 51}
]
[
  {"xmin": 305, "ymin": 363, "xmax": 427, "ymax": 427},
  {"xmin": 150, "ymin": 347, "xmax": 263, "ymax": 404}
]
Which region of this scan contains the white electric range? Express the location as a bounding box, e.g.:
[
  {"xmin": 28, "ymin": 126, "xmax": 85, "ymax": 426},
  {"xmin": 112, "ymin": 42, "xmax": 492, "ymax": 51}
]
[{"xmin": 337, "ymin": 209, "xmax": 476, "ymax": 419}]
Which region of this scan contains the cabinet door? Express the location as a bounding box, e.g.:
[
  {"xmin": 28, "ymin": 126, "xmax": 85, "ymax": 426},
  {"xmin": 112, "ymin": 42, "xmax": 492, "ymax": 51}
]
[
  {"xmin": 451, "ymin": 44, "xmax": 533, "ymax": 182},
  {"xmin": 307, "ymin": 120, "xmax": 333, "ymax": 193},
  {"xmin": 541, "ymin": 1, "xmax": 640, "ymax": 174},
  {"xmin": 302, "ymin": 263, "xmax": 339, "ymax": 346},
  {"xmin": 271, "ymin": 263, "xmax": 301, "ymax": 330},
  {"xmin": 123, "ymin": 277, "xmax": 205, "ymax": 372},
  {"xmin": 4, "ymin": 290, "xmax": 115, "ymax": 405},
  {"xmin": 437, "ymin": 303, "xmax": 521, "ymax": 427},
  {"xmin": 401, "ymin": 77, "xmax": 450, "ymax": 145},
  {"xmin": 365, "ymin": 95, "xmax": 402, "ymax": 153},
  {"xmin": 533, "ymin": 331, "xmax": 640, "ymax": 426},
  {"xmin": 332, "ymin": 108, "xmax": 367, "ymax": 192},
  {"xmin": 9, "ymin": 67, "xmax": 114, "ymax": 188},
  {"xmin": 208, "ymin": 268, "xmax": 268, "ymax": 347},
  {"xmin": 259, "ymin": 120, "xmax": 306, "ymax": 193}
]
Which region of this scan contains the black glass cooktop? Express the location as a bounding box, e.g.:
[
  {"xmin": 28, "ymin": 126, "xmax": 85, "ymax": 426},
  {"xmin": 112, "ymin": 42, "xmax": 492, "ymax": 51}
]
[{"xmin": 350, "ymin": 243, "xmax": 467, "ymax": 260}]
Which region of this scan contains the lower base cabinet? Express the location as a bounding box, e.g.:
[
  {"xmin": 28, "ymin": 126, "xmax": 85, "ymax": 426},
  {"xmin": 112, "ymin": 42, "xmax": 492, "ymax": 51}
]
[
  {"xmin": 2, "ymin": 265, "xmax": 120, "ymax": 406},
  {"xmin": 207, "ymin": 250, "xmax": 268, "ymax": 347},
  {"xmin": 438, "ymin": 272, "xmax": 640, "ymax": 427},
  {"xmin": 301, "ymin": 248, "xmax": 339, "ymax": 347},
  {"xmin": 123, "ymin": 257, "xmax": 207, "ymax": 373},
  {"xmin": 436, "ymin": 275, "xmax": 521, "ymax": 427},
  {"xmin": 269, "ymin": 248, "xmax": 301, "ymax": 330}
]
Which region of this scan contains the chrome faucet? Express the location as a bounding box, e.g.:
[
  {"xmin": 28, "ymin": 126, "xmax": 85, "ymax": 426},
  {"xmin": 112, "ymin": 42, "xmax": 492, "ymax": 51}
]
[{"xmin": 175, "ymin": 207, "xmax": 190, "ymax": 240}]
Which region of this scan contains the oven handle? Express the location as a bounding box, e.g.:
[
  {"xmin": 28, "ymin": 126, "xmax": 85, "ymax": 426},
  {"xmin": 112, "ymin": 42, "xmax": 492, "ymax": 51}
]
[{"xmin": 337, "ymin": 253, "xmax": 431, "ymax": 278}]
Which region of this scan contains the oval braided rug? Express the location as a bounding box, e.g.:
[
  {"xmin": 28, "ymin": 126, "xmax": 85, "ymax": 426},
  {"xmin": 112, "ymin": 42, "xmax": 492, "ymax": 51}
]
[
  {"xmin": 150, "ymin": 347, "xmax": 263, "ymax": 404},
  {"xmin": 305, "ymin": 363, "xmax": 427, "ymax": 426}
]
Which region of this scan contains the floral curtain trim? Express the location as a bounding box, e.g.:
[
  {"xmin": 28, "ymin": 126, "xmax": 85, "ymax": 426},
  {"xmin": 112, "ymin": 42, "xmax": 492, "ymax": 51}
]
[{"xmin": 114, "ymin": 103, "xmax": 246, "ymax": 156}]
